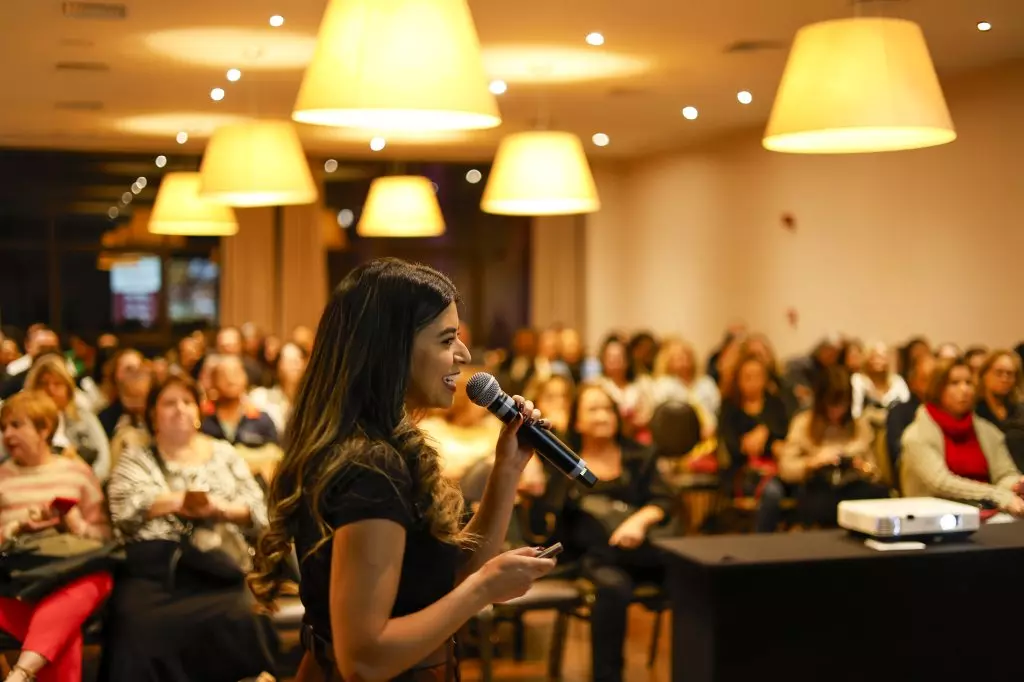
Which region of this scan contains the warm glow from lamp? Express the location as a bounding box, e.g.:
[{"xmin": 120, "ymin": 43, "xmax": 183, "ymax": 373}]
[
  {"xmin": 763, "ymin": 17, "xmax": 955, "ymax": 154},
  {"xmin": 293, "ymin": 0, "xmax": 500, "ymax": 131},
  {"xmin": 481, "ymin": 131, "xmax": 600, "ymax": 216},
  {"xmin": 357, "ymin": 176, "xmax": 445, "ymax": 237},
  {"xmin": 149, "ymin": 172, "xmax": 238, "ymax": 236},
  {"xmin": 199, "ymin": 120, "xmax": 317, "ymax": 207}
]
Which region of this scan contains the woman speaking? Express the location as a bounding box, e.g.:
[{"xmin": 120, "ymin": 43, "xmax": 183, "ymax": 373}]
[{"xmin": 250, "ymin": 258, "xmax": 555, "ymax": 681}]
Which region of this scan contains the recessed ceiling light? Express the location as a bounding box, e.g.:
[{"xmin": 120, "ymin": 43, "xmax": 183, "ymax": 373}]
[
  {"xmin": 175, "ymin": 132, "xmax": 188, "ymax": 144},
  {"xmin": 155, "ymin": 155, "xmax": 167, "ymax": 168},
  {"xmin": 737, "ymin": 90, "xmax": 753, "ymax": 104},
  {"xmin": 977, "ymin": 21, "xmax": 992, "ymax": 31},
  {"xmin": 226, "ymin": 68, "xmax": 242, "ymax": 82},
  {"xmin": 681, "ymin": 106, "xmax": 699, "ymax": 120},
  {"xmin": 592, "ymin": 132, "xmax": 610, "ymax": 147},
  {"xmin": 324, "ymin": 159, "xmax": 338, "ymax": 173},
  {"xmin": 585, "ymin": 32, "xmax": 605, "ymax": 46},
  {"xmin": 131, "ymin": 182, "xmax": 142, "ymax": 195},
  {"xmin": 488, "ymin": 79, "xmax": 507, "ymax": 95},
  {"xmin": 121, "ymin": 191, "xmax": 133, "ymax": 204},
  {"xmin": 107, "ymin": 207, "xmax": 119, "ymax": 219},
  {"xmin": 137, "ymin": 176, "xmax": 148, "ymax": 188},
  {"xmin": 369, "ymin": 136, "xmax": 386, "ymax": 152},
  {"xmin": 466, "ymin": 169, "xmax": 482, "ymax": 184},
  {"xmin": 337, "ymin": 208, "xmax": 354, "ymax": 228},
  {"xmin": 210, "ymin": 87, "xmax": 225, "ymax": 101},
  {"xmin": 269, "ymin": 15, "xmax": 284, "ymax": 27}
]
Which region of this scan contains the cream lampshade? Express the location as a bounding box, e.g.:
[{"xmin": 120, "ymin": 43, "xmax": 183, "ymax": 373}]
[
  {"xmin": 149, "ymin": 172, "xmax": 238, "ymax": 236},
  {"xmin": 293, "ymin": 0, "xmax": 500, "ymax": 131},
  {"xmin": 481, "ymin": 131, "xmax": 600, "ymax": 216},
  {"xmin": 357, "ymin": 176, "xmax": 445, "ymax": 237},
  {"xmin": 763, "ymin": 17, "xmax": 956, "ymax": 154},
  {"xmin": 199, "ymin": 120, "xmax": 317, "ymax": 207}
]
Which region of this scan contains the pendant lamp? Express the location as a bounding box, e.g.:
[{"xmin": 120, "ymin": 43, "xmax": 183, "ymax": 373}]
[
  {"xmin": 763, "ymin": 17, "xmax": 956, "ymax": 154},
  {"xmin": 293, "ymin": 0, "xmax": 500, "ymax": 131},
  {"xmin": 481, "ymin": 131, "xmax": 600, "ymax": 216},
  {"xmin": 149, "ymin": 172, "xmax": 238, "ymax": 236},
  {"xmin": 356, "ymin": 176, "xmax": 445, "ymax": 237},
  {"xmin": 199, "ymin": 120, "xmax": 317, "ymax": 207}
]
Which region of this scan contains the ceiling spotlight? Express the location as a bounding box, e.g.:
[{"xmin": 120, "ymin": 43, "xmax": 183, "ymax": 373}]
[
  {"xmin": 592, "ymin": 133, "xmax": 610, "ymax": 147},
  {"xmin": 131, "ymin": 182, "xmax": 142, "ymax": 195},
  {"xmin": 121, "ymin": 191, "xmax": 133, "ymax": 204},
  {"xmin": 977, "ymin": 21, "xmax": 992, "ymax": 31},
  {"xmin": 737, "ymin": 90, "xmax": 753, "ymax": 104},
  {"xmin": 337, "ymin": 208, "xmax": 354, "ymax": 228},
  {"xmin": 210, "ymin": 87, "xmax": 225, "ymax": 101},
  {"xmin": 107, "ymin": 207, "xmax": 119, "ymax": 219},
  {"xmin": 369, "ymin": 136, "xmax": 387, "ymax": 152},
  {"xmin": 465, "ymin": 169, "xmax": 482, "ymax": 184},
  {"xmin": 175, "ymin": 132, "xmax": 188, "ymax": 144},
  {"xmin": 155, "ymin": 155, "xmax": 167, "ymax": 168},
  {"xmin": 681, "ymin": 106, "xmax": 699, "ymax": 120},
  {"xmin": 137, "ymin": 176, "xmax": 148, "ymax": 189},
  {"xmin": 489, "ymin": 79, "xmax": 508, "ymax": 95},
  {"xmin": 226, "ymin": 68, "xmax": 242, "ymax": 82},
  {"xmin": 324, "ymin": 159, "xmax": 338, "ymax": 173},
  {"xmin": 585, "ymin": 32, "xmax": 605, "ymax": 46},
  {"xmin": 269, "ymin": 15, "xmax": 284, "ymax": 27}
]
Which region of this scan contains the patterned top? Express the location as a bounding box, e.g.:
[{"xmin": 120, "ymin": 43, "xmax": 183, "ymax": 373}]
[
  {"xmin": 107, "ymin": 435, "xmax": 268, "ymax": 542},
  {"xmin": 0, "ymin": 456, "xmax": 108, "ymax": 542}
]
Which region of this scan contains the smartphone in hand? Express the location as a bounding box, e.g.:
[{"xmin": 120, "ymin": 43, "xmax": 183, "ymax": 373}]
[
  {"xmin": 183, "ymin": 490, "xmax": 209, "ymax": 510},
  {"xmin": 536, "ymin": 542, "xmax": 563, "ymax": 560},
  {"xmin": 50, "ymin": 497, "xmax": 79, "ymax": 515}
]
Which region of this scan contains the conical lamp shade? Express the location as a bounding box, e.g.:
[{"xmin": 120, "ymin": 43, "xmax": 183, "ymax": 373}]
[
  {"xmin": 357, "ymin": 176, "xmax": 445, "ymax": 237},
  {"xmin": 293, "ymin": 0, "xmax": 500, "ymax": 131},
  {"xmin": 763, "ymin": 17, "xmax": 956, "ymax": 154},
  {"xmin": 481, "ymin": 131, "xmax": 600, "ymax": 216},
  {"xmin": 149, "ymin": 172, "xmax": 238, "ymax": 236},
  {"xmin": 199, "ymin": 120, "xmax": 317, "ymax": 207}
]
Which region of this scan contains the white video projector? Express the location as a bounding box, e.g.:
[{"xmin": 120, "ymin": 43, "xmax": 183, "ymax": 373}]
[{"xmin": 838, "ymin": 497, "xmax": 980, "ymax": 542}]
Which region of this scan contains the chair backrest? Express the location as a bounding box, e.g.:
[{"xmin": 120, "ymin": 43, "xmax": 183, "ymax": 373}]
[{"xmin": 649, "ymin": 400, "xmax": 702, "ymax": 458}]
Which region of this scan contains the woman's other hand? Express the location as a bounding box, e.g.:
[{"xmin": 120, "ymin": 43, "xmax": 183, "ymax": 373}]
[{"xmin": 475, "ymin": 546, "xmax": 556, "ymax": 603}]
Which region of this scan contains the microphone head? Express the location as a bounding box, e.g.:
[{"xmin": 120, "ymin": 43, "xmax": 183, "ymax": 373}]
[{"xmin": 466, "ymin": 372, "xmax": 501, "ymax": 406}]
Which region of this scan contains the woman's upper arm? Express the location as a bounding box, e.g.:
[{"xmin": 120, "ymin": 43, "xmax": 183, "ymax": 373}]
[
  {"xmin": 106, "ymin": 447, "xmax": 163, "ymax": 531},
  {"xmin": 221, "ymin": 443, "xmax": 269, "ymax": 526},
  {"xmin": 330, "ymin": 519, "xmax": 405, "ymax": 674}
]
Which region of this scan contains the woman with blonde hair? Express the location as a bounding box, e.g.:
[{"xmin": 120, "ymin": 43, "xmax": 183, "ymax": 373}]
[
  {"xmin": 250, "ymin": 259, "xmax": 555, "ymax": 682},
  {"xmin": 24, "ymin": 354, "xmax": 111, "ymax": 480},
  {"xmin": 648, "ymin": 337, "xmax": 720, "ymax": 434},
  {"xmin": 850, "ymin": 342, "xmax": 910, "ymax": 422}
]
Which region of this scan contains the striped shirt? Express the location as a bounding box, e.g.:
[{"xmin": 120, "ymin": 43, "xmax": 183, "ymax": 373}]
[{"xmin": 0, "ymin": 456, "xmax": 108, "ymax": 538}]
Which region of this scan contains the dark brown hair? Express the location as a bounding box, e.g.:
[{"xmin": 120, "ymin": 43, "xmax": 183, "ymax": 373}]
[
  {"xmin": 807, "ymin": 366, "xmax": 854, "ymax": 444},
  {"xmin": 926, "ymin": 357, "xmax": 973, "ymax": 405},
  {"xmin": 144, "ymin": 372, "xmax": 203, "ymax": 435}
]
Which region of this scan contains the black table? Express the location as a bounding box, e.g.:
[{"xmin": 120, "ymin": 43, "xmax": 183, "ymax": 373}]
[{"xmin": 656, "ymin": 523, "xmax": 1024, "ymax": 681}]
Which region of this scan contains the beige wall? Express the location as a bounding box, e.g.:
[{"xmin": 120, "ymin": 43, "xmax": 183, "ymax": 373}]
[{"xmin": 574, "ymin": 59, "xmax": 1024, "ymax": 359}]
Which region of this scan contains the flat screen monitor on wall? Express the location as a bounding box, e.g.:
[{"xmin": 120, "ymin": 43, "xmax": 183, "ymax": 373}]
[
  {"xmin": 110, "ymin": 255, "xmax": 161, "ymax": 328},
  {"xmin": 168, "ymin": 257, "xmax": 219, "ymax": 325}
]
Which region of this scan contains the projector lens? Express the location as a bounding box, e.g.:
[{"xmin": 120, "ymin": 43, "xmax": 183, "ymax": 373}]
[{"xmin": 939, "ymin": 514, "xmax": 958, "ymax": 531}]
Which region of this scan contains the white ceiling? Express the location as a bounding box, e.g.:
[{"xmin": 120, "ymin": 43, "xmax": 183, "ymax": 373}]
[{"xmin": 0, "ymin": 0, "xmax": 1022, "ymax": 161}]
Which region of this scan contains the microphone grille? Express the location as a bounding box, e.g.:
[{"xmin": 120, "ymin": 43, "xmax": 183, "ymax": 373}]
[{"xmin": 466, "ymin": 372, "xmax": 500, "ymax": 406}]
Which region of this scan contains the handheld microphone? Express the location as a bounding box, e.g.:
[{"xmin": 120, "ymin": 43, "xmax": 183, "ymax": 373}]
[{"xmin": 466, "ymin": 372, "xmax": 598, "ymax": 488}]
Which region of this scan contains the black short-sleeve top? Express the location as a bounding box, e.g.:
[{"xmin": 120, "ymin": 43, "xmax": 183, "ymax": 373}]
[{"xmin": 294, "ymin": 444, "xmax": 461, "ymax": 644}]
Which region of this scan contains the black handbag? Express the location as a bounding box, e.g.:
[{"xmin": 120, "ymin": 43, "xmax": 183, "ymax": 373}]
[{"xmin": 0, "ymin": 531, "xmax": 123, "ymax": 601}]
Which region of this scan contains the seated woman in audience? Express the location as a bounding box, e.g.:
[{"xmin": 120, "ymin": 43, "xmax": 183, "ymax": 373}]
[
  {"xmin": 729, "ymin": 334, "xmax": 799, "ymax": 418},
  {"xmin": 529, "ymin": 374, "xmax": 575, "ymax": 435},
  {"xmin": 533, "ymin": 383, "xmax": 673, "ymax": 682},
  {"xmin": 596, "ymin": 336, "xmax": 652, "ymax": 442},
  {"xmin": 108, "ymin": 367, "xmax": 153, "ymax": 470},
  {"xmin": 104, "ymin": 374, "xmax": 276, "ymax": 681},
  {"xmin": 647, "ymin": 337, "xmax": 721, "ymax": 436},
  {"xmin": 897, "ymin": 336, "xmax": 932, "ymax": 379},
  {"xmin": 249, "ymin": 341, "xmax": 308, "ymax": 434},
  {"xmin": 964, "ymin": 346, "xmax": 989, "ymax": 380},
  {"xmin": 775, "ymin": 367, "xmax": 887, "ymax": 529},
  {"xmin": 98, "ymin": 348, "xmax": 144, "ymax": 438},
  {"xmin": 851, "ymin": 342, "xmax": 910, "ymax": 423},
  {"xmin": 0, "ymin": 391, "xmax": 112, "ymax": 682},
  {"xmin": 24, "ymin": 354, "xmax": 111, "ymax": 481},
  {"xmin": 842, "ymin": 338, "xmax": 864, "ymax": 375},
  {"xmin": 719, "ymin": 351, "xmax": 790, "ymax": 502},
  {"xmin": 975, "ymin": 350, "xmax": 1024, "ymax": 470},
  {"xmin": 902, "ymin": 358, "xmax": 1024, "ymax": 514}
]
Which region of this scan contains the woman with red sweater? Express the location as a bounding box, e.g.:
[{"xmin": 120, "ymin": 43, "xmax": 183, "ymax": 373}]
[
  {"xmin": 901, "ymin": 357, "xmax": 1024, "ymax": 515},
  {"xmin": 0, "ymin": 391, "xmax": 113, "ymax": 682}
]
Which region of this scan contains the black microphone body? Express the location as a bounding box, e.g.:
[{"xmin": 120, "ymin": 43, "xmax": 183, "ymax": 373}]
[{"xmin": 466, "ymin": 372, "xmax": 598, "ymax": 487}]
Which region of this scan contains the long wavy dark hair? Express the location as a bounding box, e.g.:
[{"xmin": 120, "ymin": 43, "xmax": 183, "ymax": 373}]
[{"xmin": 249, "ymin": 258, "xmax": 469, "ymax": 608}]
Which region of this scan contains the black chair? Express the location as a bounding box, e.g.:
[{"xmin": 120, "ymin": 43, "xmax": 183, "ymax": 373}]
[{"xmin": 649, "ymin": 400, "xmax": 719, "ymax": 533}]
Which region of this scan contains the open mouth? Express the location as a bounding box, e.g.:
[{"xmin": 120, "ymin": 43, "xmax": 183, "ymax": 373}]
[{"xmin": 442, "ymin": 373, "xmax": 459, "ymax": 390}]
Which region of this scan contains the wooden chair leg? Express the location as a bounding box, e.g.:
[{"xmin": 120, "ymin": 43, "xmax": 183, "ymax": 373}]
[
  {"xmin": 547, "ymin": 611, "xmax": 569, "ymax": 681},
  {"xmin": 512, "ymin": 612, "xmax": 526, "ymax": 661},
  {"xmin": 477, "ymin": 612, "xmax": 495, "ymax": 682},
  {"xmin": 647, "ymin": 608, "xmax": 664, "ymax": 669}
]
